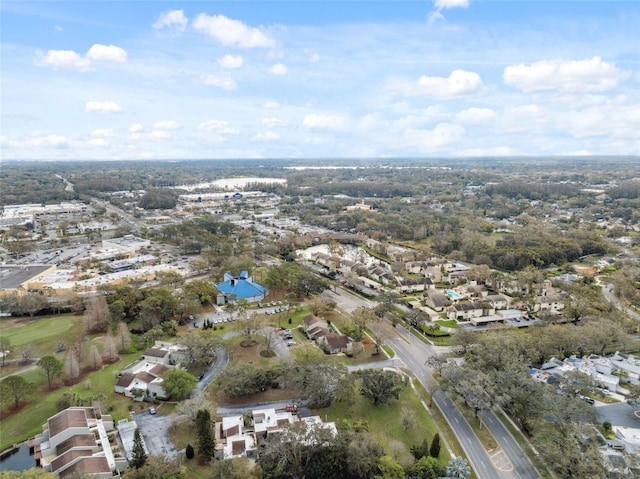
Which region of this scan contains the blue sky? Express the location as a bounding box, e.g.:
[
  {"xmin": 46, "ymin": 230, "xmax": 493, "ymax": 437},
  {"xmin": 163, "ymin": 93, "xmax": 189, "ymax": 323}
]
[{"xmin": 1, "ymin": 1, "xmax": 639, "ymax": 160}]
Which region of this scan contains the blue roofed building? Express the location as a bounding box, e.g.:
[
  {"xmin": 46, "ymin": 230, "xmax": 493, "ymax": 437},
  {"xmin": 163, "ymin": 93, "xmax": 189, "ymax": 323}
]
[{"xmin": 215, "ymin": 270, "xmax": 268, "ymax": 304}]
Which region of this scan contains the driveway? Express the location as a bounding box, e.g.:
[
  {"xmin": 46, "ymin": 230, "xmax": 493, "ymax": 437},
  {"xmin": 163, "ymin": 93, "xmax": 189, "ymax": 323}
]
[
  {"xmin": 133, "ymin": 409, "xmax": 180, "ymax": 460},
  {"xmin": 596, "ymin": 402, "xmax": 640, "ymax": 428},
  {"xmin": 195, "ymin": 347, "xmax": 229, "ymax": 393}
]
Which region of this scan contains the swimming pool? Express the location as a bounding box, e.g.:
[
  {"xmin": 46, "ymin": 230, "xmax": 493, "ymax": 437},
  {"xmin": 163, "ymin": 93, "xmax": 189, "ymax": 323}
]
[{"xmin": 446, "ymin": 289, "xmax": 461, "ymax": 299}]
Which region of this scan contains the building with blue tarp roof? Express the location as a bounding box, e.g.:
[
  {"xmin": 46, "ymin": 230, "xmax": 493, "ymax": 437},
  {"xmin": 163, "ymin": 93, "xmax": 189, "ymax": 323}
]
[{"xmin": 215, "ymin": 271, "xmax": 268, "ymax": 304}]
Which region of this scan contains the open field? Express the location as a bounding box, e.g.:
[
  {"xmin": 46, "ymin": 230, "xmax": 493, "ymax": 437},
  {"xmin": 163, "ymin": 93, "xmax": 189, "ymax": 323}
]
[
  {"xmin": 1, "ymin": 314, "xmax": 83, "ymax": 355},
  {"xmin": 321, "ymin": 377, "xmax": 451, "ymax": 469}
]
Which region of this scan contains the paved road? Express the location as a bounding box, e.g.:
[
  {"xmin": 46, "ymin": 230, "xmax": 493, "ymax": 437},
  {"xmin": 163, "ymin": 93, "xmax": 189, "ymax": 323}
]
[
  {"xmin": 322, "ymin": 286, "xmax": 374, "ymax": 313},
  {"xmin": 602, "ymin": 283, "xmax": 640, "ymax": 321},
  {"xmin": 195, "ymin": 347, "xmax": 229, "ymax": 393},
  {"xmin": 381, "ymin": 322, "xmax": 539, "ymax": 479}
]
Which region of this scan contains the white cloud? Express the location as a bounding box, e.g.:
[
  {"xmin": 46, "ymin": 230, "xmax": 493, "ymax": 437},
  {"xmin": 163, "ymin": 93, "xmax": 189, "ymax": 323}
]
[
  {"xmin": 91, "ymin": 128, "xmax": 116, "ymax": 138},
  {"xmin": 130, "ymin": 130, "xmax": 170, "ymax": 141},
  {"xmin": 503, "ymin": 57, "xmax": 631, "ymax": 93},
  {"xmin": 262, "ymin": 117, "xmax": 289, "ymax": 127},
  {"xmin": 39, "ymin": 50, "xmax": 91, "ymax": 71},
  {"xmin": 153, "ymin": 120, "xmax": 181, "ymax": 130},
  {"xmin": 54, "ymin": 25, "xmax": 63, "ymax": 32},
  {"xmin": 86, "ymin": 44, "xmax": 127, "ymax": 63},
  {"xmin": 85, "ymin": 101, "xmax": 123, "ymax": 113},
  {"xmin": 218, "ymin": 54, "xmax": 243, "ymax": 69},
  {"xmin": 192, "ymin": 14, "xmax": 275, "ymax": 48},
  {"xmin": 435, "ymin": 0, "xmax": 470, "ymax": 8},
  {"xmin": 37, "ymin": 43, "xmax": 127, "ymax": 71},
  {"xmin": 86, "ymin": 138, "xmax": 109, "ymax": 148},
  {"xmin": 268, "ymin": 63, "xmax": 287, "ymax": 75},
  {"xmin": 197, "ymin": 120, "xmax": 240, "ymax": 135},
  {"xmin": 392, "ymin": 70, "xmax": 486, "ymax": 99},
  {"xmin": 251, "ymin": 131, "xmax": 280, "ymax": 142},
  {"xmin": 309, "ymin": 53, "xmax": 320, "ymax": 63},
  {"xmin": 428, "ymin": 0, "xmax": 470, "ymax": 25},
  {"xmin": 303, "ymin": 114, "xmax": 346, "ymax": 131},
  {"xmin": 456, "ymin": 107, "xmax": 496, "ymax": 125},
  {"xmin": 262, "ymin": 101, "xmax": 281, "ymax": 109},
  {"xmin": 128, "ymin": 123, "xmax": 144, "ymax": 133},
  {"xmin": 28, "ymin": 134, "xmax": 68, "ymax": 148},
  {"xmin": 153, "ymin": 9, "xmax": 188, "ymax": 32},
  {"xmin": 401, "ymin": 123, "xmax": 465, "ymax": 152},
  {"xmin": 201, "ymin": 74, "xmax": 237, "ymax": 90}
]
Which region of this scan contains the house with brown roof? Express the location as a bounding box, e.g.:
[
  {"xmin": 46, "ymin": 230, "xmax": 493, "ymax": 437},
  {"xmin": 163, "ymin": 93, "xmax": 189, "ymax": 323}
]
[
  {"xmin": 534, "ymin": 293, "xmax": 565, "ymax": 314},
  {"xmin": 425, "ymin": 291, "xmax": 450, "ymax": 312},
  {"xmin": 447, "ymin": 301, "xmax": 493, "ymax": 321},
  {"xmin": 216, "ymin": 408, "xmax": 298, "ymax": 460},
  {"xmin": 317, "ymin": 332, "xmax": 352, "ymax": 354},
  {"xmin": 302, "ymin": 315, "xmax": 328, "ymax": 338},
  {"xmin": 33, "ymin": 407, "xmax": 127, "ymax": 479}
]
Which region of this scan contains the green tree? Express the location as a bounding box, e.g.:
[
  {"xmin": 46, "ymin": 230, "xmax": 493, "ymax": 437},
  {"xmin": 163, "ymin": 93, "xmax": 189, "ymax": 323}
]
[
  {"xmin": 412, "ymin": 456, "xmax": 441, "ymax": 479},
  {"xmin": 196, "ymin": 409, "xmax": 215, "ymax": 462},
  {"xmin": 359, "ymin": 370, "xmax": 404, "ymax": 405},
  {"xmin": 0, "ymin": 375, "xmax": 34, "ymax": 408},
  {"xmin": 410, "ymin": 438, "xmax": 429, "ymax": 460},
  {"xmin": 185, "ymin": 443, "xmax": 195, "ymax": 460},
  {"xmin": 377, "ymin": 455, "xmax": 404, "ymax": 479},
  {"xmin": 37, "ymin": 355, "xmax": 63, "ymax": 389},
  {"xmin": 161, "ymin": 368, "xmax": 198, "ymax": 400},
  {"xmin": 429, "ymin": 432, "xmax": 441, "ymax": 458},
  {"xmin": 130, "ymin": 428, "xmax": 147, "ymax": 469}
]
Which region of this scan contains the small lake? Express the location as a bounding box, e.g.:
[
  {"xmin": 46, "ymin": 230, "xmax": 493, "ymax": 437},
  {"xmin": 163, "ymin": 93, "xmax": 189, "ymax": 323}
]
[{"xmin": 0, "ymin": 444, "xmax": 35, "ymax": 472}]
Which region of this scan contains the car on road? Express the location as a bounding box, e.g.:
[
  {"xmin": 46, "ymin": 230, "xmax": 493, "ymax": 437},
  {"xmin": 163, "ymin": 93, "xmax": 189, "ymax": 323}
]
[
  {"xmin": 197, "ymin": 374, "xmax": 204, "ymax": 381},
  {"xmin": 149, "ymin": 407, "xmax": 157, "ymax": 415}
]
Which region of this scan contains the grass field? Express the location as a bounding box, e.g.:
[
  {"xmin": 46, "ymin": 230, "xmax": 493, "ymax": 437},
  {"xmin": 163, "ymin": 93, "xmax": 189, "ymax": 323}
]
[
  {"xmin": 0, "ymin": 314, "xmax": 83, "ymax": 354},
  {"xmin": 321, "ymin": 377, "xmax": 451, "ymax": 469}
]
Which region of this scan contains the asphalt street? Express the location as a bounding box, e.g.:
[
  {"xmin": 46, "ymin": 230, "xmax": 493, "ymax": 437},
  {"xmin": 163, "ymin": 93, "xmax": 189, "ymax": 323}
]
[
  {"xmin": 322, "ymin": 286, "xmax": 374, "ymax": 312},
  {"xmin": 381, "ymin": 322, "xmax": 539, "ymax": 479}
]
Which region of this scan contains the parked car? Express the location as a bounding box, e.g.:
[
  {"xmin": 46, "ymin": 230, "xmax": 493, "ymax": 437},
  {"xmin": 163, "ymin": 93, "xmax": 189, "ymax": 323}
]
[{"xmin": 149, "ymin": 407, "xmax": 156, "ymax": 415}]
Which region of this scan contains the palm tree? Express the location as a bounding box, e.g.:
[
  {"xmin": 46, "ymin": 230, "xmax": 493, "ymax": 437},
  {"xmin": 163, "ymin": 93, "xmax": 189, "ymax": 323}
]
[{"xmin": 446, "ymin": 456, "xmax": 471, "ymax": 479}]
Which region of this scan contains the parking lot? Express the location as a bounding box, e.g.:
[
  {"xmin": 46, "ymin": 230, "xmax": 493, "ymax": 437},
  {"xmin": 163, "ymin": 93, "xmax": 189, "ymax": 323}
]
[{"xmin": 133, "ymin": 409, "xmax": 180, "ymax": 460}]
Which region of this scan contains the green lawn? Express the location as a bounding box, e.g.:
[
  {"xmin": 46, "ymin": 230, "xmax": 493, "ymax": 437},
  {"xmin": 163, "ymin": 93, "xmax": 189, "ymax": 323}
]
[
  {"xmin": 435, "ymin": 320, "xmax": 457, "ymax": 328},
  {"xmin": 1, "ymin": 314, "xmax": 82, "ymax": 354},
  {"xmin": 320, "ymin": 377, "xmax": 450, "ymax": 469}
]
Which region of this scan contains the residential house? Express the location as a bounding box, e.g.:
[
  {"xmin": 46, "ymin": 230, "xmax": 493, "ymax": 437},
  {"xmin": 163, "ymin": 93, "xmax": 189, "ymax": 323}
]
[
  {"xmin": 484, "ymin": 294, "xmax": 510, "ymax": 310},
  {"xmin": 114, "ymin": 362, "xmax": 169, "ymax": 401},
  {"xmin": 301, "ymin": 315, "xmax": 329, "ymax": 340},
  {"xmin": 33, "ymin": 407, "xmax": 127, "ymax": 479},
  {"xmin": 368, "ymin": 265, "xmax": 392, "ymax": 284},
  {"xmin": 425, "ymin": 291, "xmax": 449, "ymax": 312},
  {"xmin": 610, "ymin": 352, "xmax": 640, "ymax": 385},
  {"xmin": 447, "ymin": 301, "xmax": 493, "ymax": 321},
  {"xmin": 534, "ymin": 293, "xmax": 565, "ymax": 314},
  {"xmin": 317, "ymin": 332, "xmax": 352, "ymax": 354},
  {"xmin": 216, "ymin": 408, "xmax": 298, "ymax": 459},
  {"xmin": 396, "ymin": 276, "xmax": 434, "ymax": 294}
]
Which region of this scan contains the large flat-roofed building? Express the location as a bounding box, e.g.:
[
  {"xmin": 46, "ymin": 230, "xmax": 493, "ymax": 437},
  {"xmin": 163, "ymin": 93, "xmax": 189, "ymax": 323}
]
[
  {"xmin": 102, "ymin": 235, "xmax": 151, "ymax": 254},
  {"xmin": 0, "ymin": 264, "xmax": 56, "ymax": 293}
]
